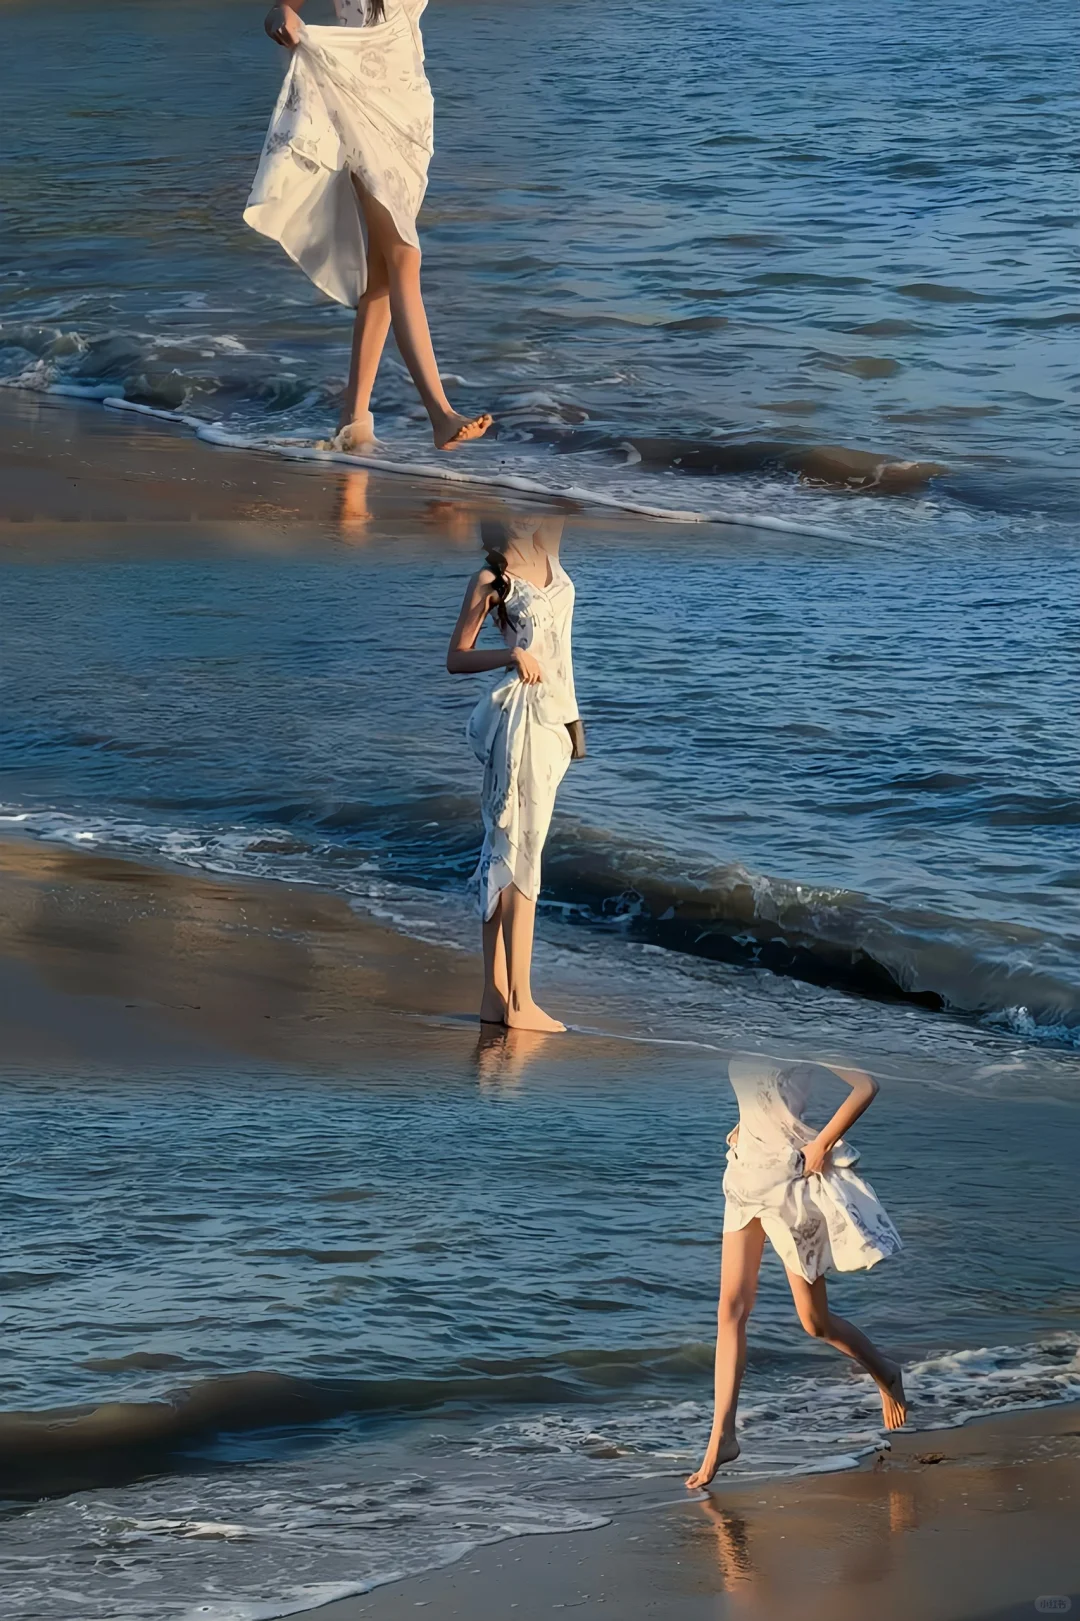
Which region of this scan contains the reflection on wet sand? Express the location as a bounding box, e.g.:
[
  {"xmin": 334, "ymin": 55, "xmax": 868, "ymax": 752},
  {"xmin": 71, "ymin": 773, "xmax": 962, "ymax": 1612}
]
[
  {"xmin": 332, "ymin": 465, "xmax": 567, "ymax": 551},
  {"xmin": 422, "ymin": 497, "xmax": 485, "ymax": 545},
  {"xmin": 696, "ymin": 1484, "xmax": 922, "ymax": 1618},
  {"xmin": 701, "ymin": 1500, "xmax": 755, "ymax": 1601},
  {"xmin": 683, "ymin": 1416, "xmax": 1080, "ymax": 1621},
  {"xmin": 474, "ymin": 1022, "xmax": 556, "ymax": 1090},
  {"xmin": 336, "ymin": 468, "xmax": 374, "ymax": 537}
]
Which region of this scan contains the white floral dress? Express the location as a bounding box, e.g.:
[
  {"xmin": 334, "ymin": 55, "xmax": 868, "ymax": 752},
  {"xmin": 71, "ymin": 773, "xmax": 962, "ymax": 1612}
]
[
  {"xmin": 466, "ymin": 563, "xmax": 579, "ymax": 921},
  {"xmin": 245, "ymin": 0, "xmax": 434, "ymax": 308},
  {"xmin": 723, "ymin": 1056, "xmax": 902, "ymax": 1283}
]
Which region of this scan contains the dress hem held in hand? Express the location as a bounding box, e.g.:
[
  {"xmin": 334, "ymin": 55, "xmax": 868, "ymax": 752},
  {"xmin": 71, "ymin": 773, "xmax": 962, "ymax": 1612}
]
[
  {"xmin": 244, "ymin": 2, "xmax": 434, "ymax": 309},
  {"xmin": 466, "ymin": 563, "xmax": 579, "ymax": 922},
  {"xmin": 722, "ymin": 1056, "xmax": 903, "ymax": 1284}
]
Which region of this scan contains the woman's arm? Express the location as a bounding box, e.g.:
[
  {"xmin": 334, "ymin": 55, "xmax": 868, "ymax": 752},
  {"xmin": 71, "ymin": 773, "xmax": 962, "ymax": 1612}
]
[
  {"xmin": 801, "ymin": 1064, "xmax": 879, "ymax": 1176},
  {"xmin": 265, "ymin": 2, "xmax": 305, "ymax": 46},
  {"xmin": 446, "ymin": 571, "xmax": 543, "ymax": 681}
]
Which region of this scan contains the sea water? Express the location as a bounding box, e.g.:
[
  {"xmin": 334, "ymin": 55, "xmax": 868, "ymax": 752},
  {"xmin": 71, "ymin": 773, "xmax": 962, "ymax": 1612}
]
[{"xmin": 1, "ymin": 0, "xmax": 1079, "ymax": 1616}]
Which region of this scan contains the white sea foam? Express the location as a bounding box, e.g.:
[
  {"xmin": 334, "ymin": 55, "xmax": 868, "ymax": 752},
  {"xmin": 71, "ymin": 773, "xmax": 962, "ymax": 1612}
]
[
  {"xmin": 463, "ymin": 1333, "xmax": 1080, "ymax": 1482},
  {"xmin": 90, "ymin": 393, "xmax": 855, "ymax": 540},
  {"xmin": 43, "ymin": 382, "xmax": 115, "ymax": 399},
  {"xmin": 4, "ymin": 1337, "xmax": 1072, "ymax": 1621},
  {"xmin": 0, "ymin": 1472, "xmax": 608, "ymax": 1621}
]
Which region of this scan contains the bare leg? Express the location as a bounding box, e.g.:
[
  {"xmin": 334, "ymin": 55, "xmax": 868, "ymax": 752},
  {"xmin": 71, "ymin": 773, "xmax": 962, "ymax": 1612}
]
[
  {"xmin": 480, "ymin": 897, "xmax": 509, "ymax": 1024},
  {"xmin": 338, "ymin": 220, "xmax": 391, "ymax": 436},
  {"xmin": 498, "ymin": 883, "xmax": 564, "ymax": 1033},
  {"xmin": 786, "ymin": 1270, "xmax": 907, "ymax": 1430},
  {"xmin": 351, "ymin": 181, "xmax": 492, "ymax": 450},
  {"xmin": 686, "ymin": 1219, "xmax": 767, "ymax": 1489}
]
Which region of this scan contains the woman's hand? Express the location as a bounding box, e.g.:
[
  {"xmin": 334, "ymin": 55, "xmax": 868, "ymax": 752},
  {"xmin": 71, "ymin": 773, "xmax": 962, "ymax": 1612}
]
[
  {"xmin": 510, "ymin": 647, "xmax": 544, "ymax": 684},
  {"xmin": 800, "ymin": 1064, "xmax": 878, "ymax": 1178},
  {"xmin": 265, "ymin": 4, "xmax": 302, "ymax": 46},
  {"xmin": 511, "ymin": 647, "xmax": 544, "ymax": 684},
  {"xmin": 802, "ymin": 1136, "xmax": 832, "ymax": 1177}
]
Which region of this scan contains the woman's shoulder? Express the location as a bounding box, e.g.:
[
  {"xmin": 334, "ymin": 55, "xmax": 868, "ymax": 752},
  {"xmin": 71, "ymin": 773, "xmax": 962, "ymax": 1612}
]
[{"xmin": 470, "ymin": 565, "xmax": 505, "ymax": 600}]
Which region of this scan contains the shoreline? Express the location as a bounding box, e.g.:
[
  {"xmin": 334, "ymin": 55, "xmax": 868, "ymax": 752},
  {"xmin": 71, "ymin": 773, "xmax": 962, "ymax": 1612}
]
[
  {"xmin": 2, "ymin": 378, "xmax": 945, "ymax": 540},
  {"xmin": 314, "ymin": 1401, "xmax": 1080, "ymax": 1621},
  {"xmin": 3, "ymin": 391, "xmax": 1079, "ymax": 1621},
  {"xmin": 0, "ymin": 830, "xmax": 504, "ymax": 1070},
  {"xmin": 0, "ymin": 384, "xmax": 698, "ymax": 537},
  {"xmin": 0, "ymin": 386, "xmax": 576, "ymax": 546},
  {"xmin": 0, "ymin": 831, "xmax": 669, "ymax": 1071}
]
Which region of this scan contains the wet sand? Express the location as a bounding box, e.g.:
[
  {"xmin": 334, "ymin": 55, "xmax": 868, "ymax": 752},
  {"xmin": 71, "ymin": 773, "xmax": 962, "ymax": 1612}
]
[
  {"xmin": 0, "ymin": 832, "xmax": 479, "ymax": 1069},
  {"xmin": 0, "ymin": 831, "xmax": 644, "ymax": 1071},
  {"xmin": 0, "ymin": 387, "xmax": 696, "ymax": 555},
  {"xmin": 325, "ymin": 1404, "xmax": 1080, "ymax": 1621},
  {"xmin": 0, "ymin": 387, "xmax": 530, "ymax": 552}
]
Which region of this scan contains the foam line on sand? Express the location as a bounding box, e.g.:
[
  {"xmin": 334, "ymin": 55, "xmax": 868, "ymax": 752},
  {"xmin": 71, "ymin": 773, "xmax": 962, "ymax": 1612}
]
[{"xmin": 98, "ymin": 393, "xmax": 855, "ymax": 541}]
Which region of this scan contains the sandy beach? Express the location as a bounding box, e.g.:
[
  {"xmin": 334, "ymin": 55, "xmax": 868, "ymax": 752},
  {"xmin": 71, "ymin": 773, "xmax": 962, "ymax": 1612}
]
[{"xmin": 334, "ymin": 1404, "xmax": 1080, "ymax": 1621}]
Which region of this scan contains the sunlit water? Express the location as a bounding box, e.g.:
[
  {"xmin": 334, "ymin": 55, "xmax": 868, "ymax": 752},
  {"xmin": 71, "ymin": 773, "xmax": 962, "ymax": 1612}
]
[
  {"xmin": 4, "ymin": 524, "xmax": 1080, "ymax": 1040},
  {"xmin": 2, "ymin": 1044, "xmax": 1079, "ymax": 1620},
  {"xmin": 2, "ymin": 0, "xmax": 1080, "ymax": 1615},
  {"xmin": 2, "ymin": 0, "xmax": 1078, "ymax": 528}
]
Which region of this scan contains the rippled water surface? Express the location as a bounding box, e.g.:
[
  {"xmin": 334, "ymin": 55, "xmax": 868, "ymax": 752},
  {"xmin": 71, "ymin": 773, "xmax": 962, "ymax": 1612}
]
[
  {"xmin": 2, "ymin": 1047, "xmax": 1079, "ymax": 1619},
  {"xmin": 2, "ymin": 0, "xmax": 1078, "ymax": 524},
  {"xmin": 4, "ymin": 521, "xmax": 1080, "ymax": 1039},
  {"xmin": 2, "ymin": 1, "xmax": 1080, "ymax": 1616}
]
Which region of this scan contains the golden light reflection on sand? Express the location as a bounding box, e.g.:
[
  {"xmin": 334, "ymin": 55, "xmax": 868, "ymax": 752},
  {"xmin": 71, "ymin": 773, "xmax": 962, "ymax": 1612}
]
[{"xmin": 473, "ymin": 1022, "xmax": 556, "ymax": 1090}]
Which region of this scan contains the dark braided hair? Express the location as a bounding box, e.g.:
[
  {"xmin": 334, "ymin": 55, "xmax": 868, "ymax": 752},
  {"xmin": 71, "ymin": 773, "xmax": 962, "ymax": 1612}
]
[{"xmin": 480, "ymin": 519, "xmax": 512, "ymax": 631}]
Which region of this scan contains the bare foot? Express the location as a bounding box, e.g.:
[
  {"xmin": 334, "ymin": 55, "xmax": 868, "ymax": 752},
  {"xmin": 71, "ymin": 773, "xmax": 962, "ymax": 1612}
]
[
  {"xmin": 318, "ymin": 413, "xmax": 376, "ymax": 453},
  {"xmin": 504, "ymin": 1001, "xmax": 565, "ymax": 1033},
  {"xmin": 479, "ymin": 995, "xmax": 506, "ymax": 1025},
  {"xmin": 686, "ymin": 1434, "xmax": 741, "ymax": 1489},
  {"xmin": 878, "ymin": 1363, "xmax": 908, "ymax": 1430},
  {"xmin": 434, "ymin": 411, "xmax": 493, "ymax": 451}
]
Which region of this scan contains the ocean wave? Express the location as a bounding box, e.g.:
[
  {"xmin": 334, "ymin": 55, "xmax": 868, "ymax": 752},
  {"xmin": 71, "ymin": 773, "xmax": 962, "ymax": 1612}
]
[
  {"xmin": 0, "ymin": 1457, "xmax": 607, "ymax": 1621},
  {"xmin": 465, "ymin": 1332, "xmax": 1080, "ymax": 1471},
  {"xmin": 0, "ymin": 320, "xmax": 959, "ymax": 540},
  {"xmin": 4, "ymin": 1334, "xmax": 1075, "ymax": 1621},
  {"xmin": 5, "ymin": 1331, "xmax": 1077, "ymax": 1494},
  {"xmin": 0, "ymin": 1363, "xmax": 610, "ymax": 1495},
  {"xmin": 6, "ymin": 794, "xmax": 1078, "ymax": 1049}
]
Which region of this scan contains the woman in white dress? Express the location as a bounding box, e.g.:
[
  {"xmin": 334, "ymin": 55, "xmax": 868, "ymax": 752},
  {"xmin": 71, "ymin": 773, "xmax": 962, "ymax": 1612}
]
[
  {"xmin": 686, "ymin": 1055, "xmax": 907, "ymax": 1489},
  {"xmin": 446, "ymin": 517, "xmax": 580, "ymax": 1033},
  {"xmin": 251, "ymin": 0, "xmax": 492, "ymax": 452}
]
